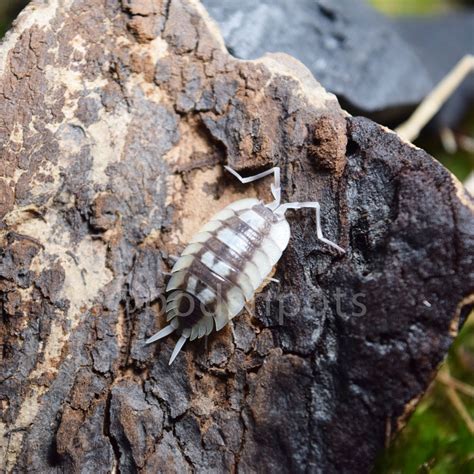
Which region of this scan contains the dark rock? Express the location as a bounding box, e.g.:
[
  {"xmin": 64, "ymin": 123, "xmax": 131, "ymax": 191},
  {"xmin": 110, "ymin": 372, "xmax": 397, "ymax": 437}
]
[
  {"xmin": 395, "ymin": 11, "xmax": 474, "ymax": 128},
  {"xmin": 202, "ymin": 0, "xmax": 433, "ymax": 118}
]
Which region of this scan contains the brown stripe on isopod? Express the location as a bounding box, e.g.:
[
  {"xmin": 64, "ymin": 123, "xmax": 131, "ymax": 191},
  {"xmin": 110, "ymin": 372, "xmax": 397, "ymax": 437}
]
[
  {"xmin": 166, "ymin": 267, "xmax": 219, "ymax": 313},
  {"xmin": 250, "ymin": 203, "xmax": 280, "ymax": 223},
  {"xmin": 197, "ymin": 236, "xmax": 248, "ymax": 272},
  {"xmin": 171, "ymin": 257, "xmax": 243, "ymax": 318},
  {"xmin": 197, "ymin": 247, "xmax": 255, "ymax": 300},
  {"xmin": 220, "ymin": 214, "xmax": 265, "ymax": 250}
]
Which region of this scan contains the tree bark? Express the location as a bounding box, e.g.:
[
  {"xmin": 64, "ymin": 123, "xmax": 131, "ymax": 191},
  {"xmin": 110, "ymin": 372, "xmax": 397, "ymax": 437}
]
[{"xmin": 0, "ymin": 0, "xmax": 473, "ymax": 473}]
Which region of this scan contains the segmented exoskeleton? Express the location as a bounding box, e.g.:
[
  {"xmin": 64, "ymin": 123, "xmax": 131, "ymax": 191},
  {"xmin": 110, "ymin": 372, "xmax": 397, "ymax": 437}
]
[{"xmin": 146, "ymin": 166, "xmax": 345, "ymax": 364}]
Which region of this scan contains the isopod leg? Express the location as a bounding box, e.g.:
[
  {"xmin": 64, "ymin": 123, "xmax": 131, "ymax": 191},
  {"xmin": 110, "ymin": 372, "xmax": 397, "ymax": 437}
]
[
  {"xmin": 224, "ymin": 165, "xmax": 281, "ymax": 208},
  {"xmin": 169, "ymin": 335, "xmax": 187, "ymax": 365},
  {"xmin": 265, "ymin": 276, "xmax": 280, "ymax": 284},
  {"xmin": 277, "ymin": 201, "xmax": 345, "ymax": 253},
  {"xmin": 145, "ymin": 324, "xmax": 175, "ymax": 344}
]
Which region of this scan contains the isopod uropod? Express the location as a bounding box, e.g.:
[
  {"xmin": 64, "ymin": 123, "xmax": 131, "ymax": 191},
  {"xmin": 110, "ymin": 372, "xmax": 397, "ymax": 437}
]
[{"xmin": 146, "ymin": 165, "xmax": 345, "ymax": 364}]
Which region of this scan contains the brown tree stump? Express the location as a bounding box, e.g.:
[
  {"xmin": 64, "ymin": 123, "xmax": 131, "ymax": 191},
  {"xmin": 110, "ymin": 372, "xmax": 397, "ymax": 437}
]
[{"xmin": 0, "ymin": 1, "xmax": 473, "ymax": 472}]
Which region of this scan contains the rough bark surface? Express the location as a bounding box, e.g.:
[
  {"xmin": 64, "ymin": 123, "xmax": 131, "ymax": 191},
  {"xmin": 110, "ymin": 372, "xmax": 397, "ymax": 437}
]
[{"xmin": 0, "ymin": 1, "xmax": 473, "ymax": 473}]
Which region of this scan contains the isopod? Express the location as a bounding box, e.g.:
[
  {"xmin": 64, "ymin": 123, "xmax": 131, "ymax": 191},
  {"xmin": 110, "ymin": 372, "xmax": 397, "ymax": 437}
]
[{"xmin": 146, "ymin": 165, "xmax": 345, "ymax": 364}]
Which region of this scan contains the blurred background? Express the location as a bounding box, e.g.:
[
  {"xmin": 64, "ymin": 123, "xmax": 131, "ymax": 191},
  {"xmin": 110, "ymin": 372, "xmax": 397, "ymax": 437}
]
[{"xmin": 1, "ymin": 0, "xmax": 473, "ymax": 472}]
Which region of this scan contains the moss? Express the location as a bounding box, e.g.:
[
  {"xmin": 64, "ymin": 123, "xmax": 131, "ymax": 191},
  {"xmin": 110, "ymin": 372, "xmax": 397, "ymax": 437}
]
[{"xmin": 376, "ymin": 316, "xmax": 474, "ymax": 473}]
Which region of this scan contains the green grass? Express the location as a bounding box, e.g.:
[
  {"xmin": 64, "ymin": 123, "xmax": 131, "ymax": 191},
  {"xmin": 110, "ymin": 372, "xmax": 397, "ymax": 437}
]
[
  {"xmin": 0, "ymin": 19, "xmax": 9, "ymax": 38},
  {"xmin": 0, "ymin": 0, "xmax": 29, "ymax": 37},
  {"xmin": 370, "ymin": 0, "xmax": 458, "ymax": 15},
  {"xmin": 375, "ymin": 317, "xmax": 474, "ymax": 473}
]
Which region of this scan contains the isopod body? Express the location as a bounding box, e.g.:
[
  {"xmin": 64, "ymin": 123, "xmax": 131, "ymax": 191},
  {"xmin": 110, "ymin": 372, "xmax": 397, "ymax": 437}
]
[{"xmin": 146, "ymin": 166, "xmax": 344, "ymax": 364}]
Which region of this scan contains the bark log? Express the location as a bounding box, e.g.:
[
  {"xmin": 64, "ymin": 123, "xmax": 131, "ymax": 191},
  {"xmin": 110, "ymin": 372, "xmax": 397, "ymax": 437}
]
[{"xmin": 0, "ymin": 1, "xmax": 473, "ymax": 473}]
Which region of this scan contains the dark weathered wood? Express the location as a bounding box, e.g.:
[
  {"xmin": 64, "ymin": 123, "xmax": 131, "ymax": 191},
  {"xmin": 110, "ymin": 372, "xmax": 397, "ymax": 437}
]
[{"xmin": 0, "ymin": 0, "xmax": 473, "ymax": 473}]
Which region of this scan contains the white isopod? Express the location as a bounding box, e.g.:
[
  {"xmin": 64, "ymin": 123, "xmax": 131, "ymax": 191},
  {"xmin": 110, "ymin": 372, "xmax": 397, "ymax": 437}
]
[{"xmin": 146, "ymin": 165, "xmax": 345, "ymax": 364}]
